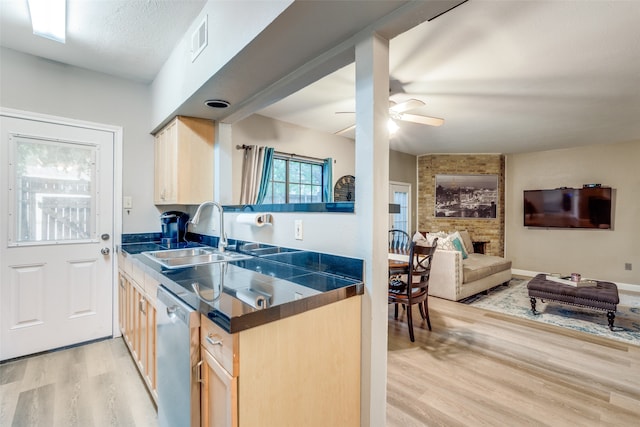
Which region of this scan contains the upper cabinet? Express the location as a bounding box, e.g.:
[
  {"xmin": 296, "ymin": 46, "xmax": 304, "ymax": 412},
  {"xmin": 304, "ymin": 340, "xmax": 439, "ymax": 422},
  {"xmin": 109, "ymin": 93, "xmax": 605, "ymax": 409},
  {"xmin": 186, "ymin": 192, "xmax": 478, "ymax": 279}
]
[{"xmin": 154, "ymin": 116, "xmax": 214, "ymax": 205}]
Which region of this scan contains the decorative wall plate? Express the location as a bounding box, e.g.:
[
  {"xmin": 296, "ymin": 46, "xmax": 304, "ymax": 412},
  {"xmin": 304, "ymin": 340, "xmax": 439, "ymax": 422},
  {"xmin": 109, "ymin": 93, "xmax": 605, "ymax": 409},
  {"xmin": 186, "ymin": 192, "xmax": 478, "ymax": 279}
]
[{"xmin": 334, "ymin": 175, "xmax": 355, "ymax": 201}]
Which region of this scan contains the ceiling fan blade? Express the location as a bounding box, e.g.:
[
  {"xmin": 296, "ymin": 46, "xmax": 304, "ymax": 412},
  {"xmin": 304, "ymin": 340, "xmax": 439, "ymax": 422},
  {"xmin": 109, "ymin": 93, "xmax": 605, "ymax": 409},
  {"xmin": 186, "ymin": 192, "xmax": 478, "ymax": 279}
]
[
  {"xmin": 389, "ymin": 98, "xmax": 425, "ymax": 113},
  {"xmin": 400, "ymin": 113, "xmax": 444, "ymax": 127},
  {"xmin": 335, "ymin": 124, "xmax": 356, "ymax": 135}
]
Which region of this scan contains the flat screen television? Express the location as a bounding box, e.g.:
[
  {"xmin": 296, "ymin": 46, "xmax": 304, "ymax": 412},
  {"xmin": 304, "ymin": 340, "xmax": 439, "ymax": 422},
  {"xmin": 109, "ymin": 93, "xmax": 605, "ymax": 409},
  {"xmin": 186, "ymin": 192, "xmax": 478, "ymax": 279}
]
[{"xmin": 523, "ymin": 187, "xmax": 612, "ymax": 229}]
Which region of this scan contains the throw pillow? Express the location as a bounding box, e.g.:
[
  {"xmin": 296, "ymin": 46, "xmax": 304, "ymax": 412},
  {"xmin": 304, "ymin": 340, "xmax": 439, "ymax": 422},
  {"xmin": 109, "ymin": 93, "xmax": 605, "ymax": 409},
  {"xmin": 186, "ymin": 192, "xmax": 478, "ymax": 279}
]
[
  {"xmin": 412, "ymin": 231, "xmax": 427, "ymax": 243},
  {"xmin": 448, "ymin": 231, "xmax": 468, "ymax": 259},
  {"xmin": 435, "ymin": 235, "xmax": 456, "ymax": 251},
  {"xmin": 426, "ymin": 231, "xmax": 447, "ymax": 246}
]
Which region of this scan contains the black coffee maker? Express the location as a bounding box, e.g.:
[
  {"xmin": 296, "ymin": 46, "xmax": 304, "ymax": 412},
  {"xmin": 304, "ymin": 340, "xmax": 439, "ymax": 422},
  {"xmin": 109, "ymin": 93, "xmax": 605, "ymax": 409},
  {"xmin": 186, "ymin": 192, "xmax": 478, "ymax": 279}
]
[{"xmin": 160, "ymin": 211, "xmax": 190, "ymax": 247}]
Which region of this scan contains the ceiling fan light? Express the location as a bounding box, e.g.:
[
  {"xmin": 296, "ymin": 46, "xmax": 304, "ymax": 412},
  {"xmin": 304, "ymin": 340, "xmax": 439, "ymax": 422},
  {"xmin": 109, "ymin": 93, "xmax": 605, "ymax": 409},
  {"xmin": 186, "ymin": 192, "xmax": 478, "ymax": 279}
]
[
  {"xmin": 27, "ymin": 0, "xmax": 66, "ymax": 43},
  {"xmin": 387, "ymin": 118, "xmax": 400, "ymax": 135}
]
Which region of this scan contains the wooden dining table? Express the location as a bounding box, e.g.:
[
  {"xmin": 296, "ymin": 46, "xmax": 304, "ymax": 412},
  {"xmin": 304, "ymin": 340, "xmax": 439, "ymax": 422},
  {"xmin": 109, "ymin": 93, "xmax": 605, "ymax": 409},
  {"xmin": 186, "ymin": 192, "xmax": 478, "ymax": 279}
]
[{"xmin": 388, "ymin": 250, "xmax": 410, "ymax": 275}]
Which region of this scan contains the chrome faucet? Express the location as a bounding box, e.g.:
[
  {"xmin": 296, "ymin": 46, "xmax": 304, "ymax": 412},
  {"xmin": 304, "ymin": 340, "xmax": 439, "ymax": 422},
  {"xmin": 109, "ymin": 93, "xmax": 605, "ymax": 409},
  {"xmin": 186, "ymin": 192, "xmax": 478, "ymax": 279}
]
[{"xmin": 189, "ymin": 201, "xmax": 228, "ymax": 252}]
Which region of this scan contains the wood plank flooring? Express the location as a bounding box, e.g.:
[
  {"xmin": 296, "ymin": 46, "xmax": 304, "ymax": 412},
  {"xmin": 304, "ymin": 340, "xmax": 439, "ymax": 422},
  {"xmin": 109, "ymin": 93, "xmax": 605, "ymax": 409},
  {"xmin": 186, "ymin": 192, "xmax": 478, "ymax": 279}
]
[
  {"xmin": 0, "ymin": 338, "xmax": 157, "ymax": 427},
  {"xmin": 387, "ymin": 296, "xmax": 640, "ymax": 426},
  {"xmin": 3, "ymin": 296, "xmax": 639, "ymax": 426}
]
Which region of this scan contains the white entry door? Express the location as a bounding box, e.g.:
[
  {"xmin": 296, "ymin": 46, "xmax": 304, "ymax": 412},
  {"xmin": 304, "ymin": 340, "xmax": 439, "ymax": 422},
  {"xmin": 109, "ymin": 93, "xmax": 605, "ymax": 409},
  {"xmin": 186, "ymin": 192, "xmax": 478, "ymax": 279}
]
[{"xmin": 1, "ymin": 114, "xmax": 115, "ymax": 360}]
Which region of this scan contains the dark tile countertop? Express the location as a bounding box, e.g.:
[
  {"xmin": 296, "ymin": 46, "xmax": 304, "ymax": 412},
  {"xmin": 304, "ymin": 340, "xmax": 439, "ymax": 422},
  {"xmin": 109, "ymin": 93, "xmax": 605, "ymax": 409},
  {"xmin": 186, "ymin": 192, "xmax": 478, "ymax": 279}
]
[{"xmin": 120, "ymin": 239, "xmax": 364, "ymax": 334}]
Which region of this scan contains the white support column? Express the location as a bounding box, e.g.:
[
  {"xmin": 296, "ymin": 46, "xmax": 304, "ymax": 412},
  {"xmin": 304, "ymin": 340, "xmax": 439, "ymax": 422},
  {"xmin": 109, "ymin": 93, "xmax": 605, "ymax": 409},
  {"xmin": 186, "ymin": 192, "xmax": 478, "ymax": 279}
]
[
  {"xmin": 214, "ymin": 121, "xmax": 233, "ymax": 204},
  {"xmin": 355, "ymin": 32, "xmax": 390, "ymax": 427}
]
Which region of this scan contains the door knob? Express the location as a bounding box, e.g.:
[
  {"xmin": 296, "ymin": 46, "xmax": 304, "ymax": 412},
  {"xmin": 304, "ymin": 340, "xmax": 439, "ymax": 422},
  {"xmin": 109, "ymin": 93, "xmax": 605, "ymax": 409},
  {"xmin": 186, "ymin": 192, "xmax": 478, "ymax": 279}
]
[{"xmin": 101, "ymin": 247, "xmax": 110, "ymax": 255}]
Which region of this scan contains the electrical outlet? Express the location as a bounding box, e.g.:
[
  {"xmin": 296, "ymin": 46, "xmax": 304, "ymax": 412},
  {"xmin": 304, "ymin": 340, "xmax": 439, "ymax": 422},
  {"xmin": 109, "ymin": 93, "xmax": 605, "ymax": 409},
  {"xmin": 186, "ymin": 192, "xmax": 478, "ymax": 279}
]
[
  {"xmin": 123, "ymin": 196, "xmax": 132, "ymax": 209},
  {"xmin": 294, "ymin": 220, "xmax": 303, "ymax": 240},
  {"xmin": 625, "ymin": 263, "xmax": 632, "ymax": 271}
]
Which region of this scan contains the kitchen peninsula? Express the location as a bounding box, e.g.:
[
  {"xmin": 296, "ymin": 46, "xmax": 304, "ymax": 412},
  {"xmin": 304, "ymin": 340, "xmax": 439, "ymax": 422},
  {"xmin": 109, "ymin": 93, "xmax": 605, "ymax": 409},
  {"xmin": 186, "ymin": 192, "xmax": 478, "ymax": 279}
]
[{"xmin": 119, "ymin": 237, "xmax": 363, "ymax": 427}]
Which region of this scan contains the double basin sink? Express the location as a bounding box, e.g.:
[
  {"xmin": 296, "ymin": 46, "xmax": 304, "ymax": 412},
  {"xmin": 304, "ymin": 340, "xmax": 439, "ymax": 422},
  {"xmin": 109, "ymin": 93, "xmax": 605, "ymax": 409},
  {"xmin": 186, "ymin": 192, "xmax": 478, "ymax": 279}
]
[{"xmin": 142, "ymin": 247, "xmax": 251, "ymax": 269}]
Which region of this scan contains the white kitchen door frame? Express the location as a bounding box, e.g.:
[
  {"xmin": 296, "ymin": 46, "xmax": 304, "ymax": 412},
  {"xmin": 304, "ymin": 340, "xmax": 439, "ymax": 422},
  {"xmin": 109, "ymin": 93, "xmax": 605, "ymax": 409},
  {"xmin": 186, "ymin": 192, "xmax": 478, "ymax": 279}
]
[{"xmin": 0, "ymin": 108, "xmax": 123, "ymax": 360}]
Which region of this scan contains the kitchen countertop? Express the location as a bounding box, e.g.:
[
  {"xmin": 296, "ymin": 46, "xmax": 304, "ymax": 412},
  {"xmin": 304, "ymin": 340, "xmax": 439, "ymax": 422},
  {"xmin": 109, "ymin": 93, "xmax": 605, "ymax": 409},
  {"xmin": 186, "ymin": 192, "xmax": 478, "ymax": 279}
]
[{"xmin": 120, "ymin": 242, "xmax": 364, "ymax": 333}]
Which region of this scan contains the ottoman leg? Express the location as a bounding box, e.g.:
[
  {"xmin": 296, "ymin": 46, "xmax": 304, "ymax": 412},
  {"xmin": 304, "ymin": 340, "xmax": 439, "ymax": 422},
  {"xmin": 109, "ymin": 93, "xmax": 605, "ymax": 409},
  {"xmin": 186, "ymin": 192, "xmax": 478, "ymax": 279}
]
[
  {"xmin": 607, "ymin": 311, "xmax": 615, "ymax": 331},
  {"xmin": 530, "ymin": 297, "xmax": 538, "ymax": 315}
]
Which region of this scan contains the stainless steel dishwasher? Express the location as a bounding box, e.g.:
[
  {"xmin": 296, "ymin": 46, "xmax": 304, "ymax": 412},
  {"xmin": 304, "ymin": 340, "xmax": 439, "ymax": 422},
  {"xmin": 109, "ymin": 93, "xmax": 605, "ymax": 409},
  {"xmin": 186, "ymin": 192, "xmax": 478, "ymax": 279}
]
[{"xmin": 157, "ymin": 285, "xmax": 201, "ymax": 427}]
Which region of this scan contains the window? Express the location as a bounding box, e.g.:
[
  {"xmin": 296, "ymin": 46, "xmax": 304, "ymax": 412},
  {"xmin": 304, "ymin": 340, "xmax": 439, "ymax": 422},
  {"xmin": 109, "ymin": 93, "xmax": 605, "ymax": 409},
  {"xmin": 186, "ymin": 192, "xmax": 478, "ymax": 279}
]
[
  {"xmin": 9, "ymin": 135, "xmax": 97, "ymax": 245},
  {"xmin": 263, "ymin": 155, "xmax": 325, "ymax": 204}
]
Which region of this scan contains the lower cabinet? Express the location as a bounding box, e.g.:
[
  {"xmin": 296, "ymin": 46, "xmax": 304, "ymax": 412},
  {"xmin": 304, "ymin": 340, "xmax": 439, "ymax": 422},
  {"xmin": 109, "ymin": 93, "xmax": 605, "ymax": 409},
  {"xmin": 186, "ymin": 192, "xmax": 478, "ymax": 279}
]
[
  {"xmin": 199, "ymin": 295, "xmax": 361, "ymax": 427},
  {"xmin": 200, "ymin": 347, "xmax": 238, "ymax": 427},
  {"xmin": 118, "ymin": 267, "xmax": 158, "ymax": 402}
]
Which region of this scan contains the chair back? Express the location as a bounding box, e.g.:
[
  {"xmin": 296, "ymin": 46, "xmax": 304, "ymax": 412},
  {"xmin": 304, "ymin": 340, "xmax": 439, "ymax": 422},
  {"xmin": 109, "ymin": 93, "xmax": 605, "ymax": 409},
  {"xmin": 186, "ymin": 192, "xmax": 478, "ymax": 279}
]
[
  {"xmin": 389, "ymin": 229, "xmax": 411, "ymax": 253},
  {"xmin": 406, "ymin": 237, "xmax": 438, "ymax": 299}
]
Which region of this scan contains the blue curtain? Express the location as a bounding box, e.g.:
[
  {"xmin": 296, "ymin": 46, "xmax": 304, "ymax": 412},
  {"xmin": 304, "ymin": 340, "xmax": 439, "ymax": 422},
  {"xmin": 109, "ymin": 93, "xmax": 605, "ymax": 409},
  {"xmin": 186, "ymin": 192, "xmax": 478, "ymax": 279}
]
[
  {"xmin": 323, "ymin": 157, "xmax": 333, "ymax": 202},
  {"xmin": 256, "ymin": 147, "xmax": 274, "ymax": 204}
]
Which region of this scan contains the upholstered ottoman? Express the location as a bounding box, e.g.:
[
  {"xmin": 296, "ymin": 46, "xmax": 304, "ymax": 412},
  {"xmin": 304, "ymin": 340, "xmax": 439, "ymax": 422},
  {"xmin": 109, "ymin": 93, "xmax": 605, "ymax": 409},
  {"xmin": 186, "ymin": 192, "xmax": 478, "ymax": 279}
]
[{"xmin": 527, "ymin": 273, "xmax": 620, "ymax": 330}]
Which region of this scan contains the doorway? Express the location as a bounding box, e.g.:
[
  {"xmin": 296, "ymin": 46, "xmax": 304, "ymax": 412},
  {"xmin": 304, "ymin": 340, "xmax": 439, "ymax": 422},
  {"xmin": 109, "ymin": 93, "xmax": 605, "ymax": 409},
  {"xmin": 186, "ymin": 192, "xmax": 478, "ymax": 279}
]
[
  {"xmin": 1, "ymin": 111, "xmax": 120, "ymax": 360},
  {"xmin": 389, "ymin": 181, "xmax": 411, "ymax": 234}
]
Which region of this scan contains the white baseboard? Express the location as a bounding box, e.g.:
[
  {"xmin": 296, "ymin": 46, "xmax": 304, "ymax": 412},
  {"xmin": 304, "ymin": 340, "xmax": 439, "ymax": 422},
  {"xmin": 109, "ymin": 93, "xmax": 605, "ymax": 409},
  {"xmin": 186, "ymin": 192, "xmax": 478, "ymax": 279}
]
[{"xmin": 512, "ymin": 269, "xmax": 639, "ymax": 293}]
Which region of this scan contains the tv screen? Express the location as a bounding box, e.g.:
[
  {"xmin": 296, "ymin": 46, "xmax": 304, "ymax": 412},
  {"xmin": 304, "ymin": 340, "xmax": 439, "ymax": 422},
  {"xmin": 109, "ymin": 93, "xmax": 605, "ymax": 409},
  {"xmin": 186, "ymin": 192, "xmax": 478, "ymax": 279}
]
[{"xmin": 523, "ymin": 187, "xmax": 612, "ymax": 229}]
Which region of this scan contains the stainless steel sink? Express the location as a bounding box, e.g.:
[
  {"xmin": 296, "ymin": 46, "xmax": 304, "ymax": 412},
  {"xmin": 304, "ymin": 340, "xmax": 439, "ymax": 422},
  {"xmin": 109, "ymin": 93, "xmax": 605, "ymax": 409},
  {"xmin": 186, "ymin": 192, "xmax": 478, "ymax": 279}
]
[
  {"xmin": 142, "ymin": 247, "xmax": 251, "ymax": 269},
  {"xmin": 238, "ymin": 243, "xmax": 300, "ymax": 256}
]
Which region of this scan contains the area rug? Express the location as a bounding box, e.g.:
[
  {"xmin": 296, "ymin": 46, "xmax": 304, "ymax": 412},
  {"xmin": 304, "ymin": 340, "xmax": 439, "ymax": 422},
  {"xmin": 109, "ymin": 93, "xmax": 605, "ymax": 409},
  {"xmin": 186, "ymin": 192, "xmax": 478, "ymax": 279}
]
[{"xmin": 460, "ymin": 278, "xmax": 640, "ymax": 346}]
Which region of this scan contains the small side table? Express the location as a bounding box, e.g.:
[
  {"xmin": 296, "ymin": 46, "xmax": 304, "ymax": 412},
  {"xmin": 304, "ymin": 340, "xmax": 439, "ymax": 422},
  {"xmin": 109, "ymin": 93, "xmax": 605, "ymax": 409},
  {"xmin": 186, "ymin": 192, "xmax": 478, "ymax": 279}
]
[{"xmin": 472, "ymin": 241, "xmax": 488, "ymax": 254}]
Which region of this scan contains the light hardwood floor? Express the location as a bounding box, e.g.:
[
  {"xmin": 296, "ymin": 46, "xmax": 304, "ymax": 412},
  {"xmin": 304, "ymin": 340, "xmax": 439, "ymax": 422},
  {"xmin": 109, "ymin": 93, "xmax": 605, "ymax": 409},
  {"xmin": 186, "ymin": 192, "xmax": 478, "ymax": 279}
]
[
  {"xmin": 0, "ymin": 338, "xmax": 157, "ymax": 427},
  {"xmin": 3, "ymin": 297, "xmax": 639, "ymax": 426},
  {"xmin": 387, "ymin": 296, "xmax": 640, "ymax": 426}
]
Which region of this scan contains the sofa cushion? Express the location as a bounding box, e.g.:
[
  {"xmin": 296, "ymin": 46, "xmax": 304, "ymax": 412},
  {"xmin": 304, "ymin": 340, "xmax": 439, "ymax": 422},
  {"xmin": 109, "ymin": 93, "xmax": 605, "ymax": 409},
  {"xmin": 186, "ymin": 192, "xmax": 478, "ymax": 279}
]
[
  {"xmin": 462, "ymin": 253, "xmax": 512, "ymax": 283},
  {"xmin": 458, "ymin": 230, "xmax": 474, "ymax": 254}
]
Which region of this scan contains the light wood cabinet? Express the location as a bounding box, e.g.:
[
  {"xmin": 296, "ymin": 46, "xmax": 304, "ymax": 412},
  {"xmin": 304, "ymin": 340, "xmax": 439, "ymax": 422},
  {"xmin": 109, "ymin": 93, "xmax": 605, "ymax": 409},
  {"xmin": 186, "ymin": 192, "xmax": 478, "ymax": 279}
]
[
  {"xmin": 199, "ymin": 295, "xmax": 361, "ymax": 427},
  {"xmin": 118, "ymin": 261, "xmax": 158, "ymax": 401},
  {"xmin": 154, "ymin": 116, "xmax": 214, "ymax": 205}
]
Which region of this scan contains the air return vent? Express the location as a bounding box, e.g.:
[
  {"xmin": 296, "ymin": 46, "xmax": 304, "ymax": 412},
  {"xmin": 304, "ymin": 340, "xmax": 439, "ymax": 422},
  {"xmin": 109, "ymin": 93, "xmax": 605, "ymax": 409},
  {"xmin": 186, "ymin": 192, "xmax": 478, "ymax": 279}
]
[{"xmin": 191, "ymin": 15, "xmax": 208, "ymax": 62}]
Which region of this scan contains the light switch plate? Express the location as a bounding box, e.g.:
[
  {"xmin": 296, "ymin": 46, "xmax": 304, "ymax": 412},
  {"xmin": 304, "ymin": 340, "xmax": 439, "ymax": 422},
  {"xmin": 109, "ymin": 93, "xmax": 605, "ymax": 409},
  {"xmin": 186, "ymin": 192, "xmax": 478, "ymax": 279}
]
[
  {"xmin": 294, "ymin": 220, "xmax": 303, "ymax": 240},
  {"xmin": 123, "ymin": 196, "xmax": 132, "ymax": 209}
]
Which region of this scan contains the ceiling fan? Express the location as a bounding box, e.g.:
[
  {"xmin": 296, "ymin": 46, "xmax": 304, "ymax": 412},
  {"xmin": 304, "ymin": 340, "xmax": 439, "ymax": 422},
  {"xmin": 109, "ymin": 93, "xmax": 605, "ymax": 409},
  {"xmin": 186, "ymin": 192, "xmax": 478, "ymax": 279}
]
[{"xmin": 334, "ymin": 98, "xmax": 444, "ymax": 136}]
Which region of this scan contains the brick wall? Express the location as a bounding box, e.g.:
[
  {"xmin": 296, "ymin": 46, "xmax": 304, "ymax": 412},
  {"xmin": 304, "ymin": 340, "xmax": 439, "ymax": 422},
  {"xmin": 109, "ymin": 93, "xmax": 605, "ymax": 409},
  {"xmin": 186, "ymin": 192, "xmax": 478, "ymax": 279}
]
[{"xmin": 417, "ymin": 154, "xmax": 505, "ymax": 256}]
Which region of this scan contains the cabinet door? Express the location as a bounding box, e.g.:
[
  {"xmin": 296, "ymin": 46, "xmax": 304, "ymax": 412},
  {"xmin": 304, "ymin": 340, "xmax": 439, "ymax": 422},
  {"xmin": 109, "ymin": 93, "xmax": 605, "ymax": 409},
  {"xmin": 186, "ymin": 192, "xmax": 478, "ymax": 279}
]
[
  {"xmin": 145, "ymin": 302, "xmax": 157, "ymax": 397},
  {"xmin": 154, "ymin": 119, "xmax": 178, "ymax": 204},
  {"xmin": 138, "ymin": 291, "xmax": 148, "ymax": 373},
  {"xmin": 201, "ymin": 347, "xmax": 237, "ymax": 427},
  {"xmin": 124, "ymin": 275, "xmax": 134, "ymax": 348},
  {"xmin": 118, "ymin": 272, "xmax": 127, "ymax": 334}
]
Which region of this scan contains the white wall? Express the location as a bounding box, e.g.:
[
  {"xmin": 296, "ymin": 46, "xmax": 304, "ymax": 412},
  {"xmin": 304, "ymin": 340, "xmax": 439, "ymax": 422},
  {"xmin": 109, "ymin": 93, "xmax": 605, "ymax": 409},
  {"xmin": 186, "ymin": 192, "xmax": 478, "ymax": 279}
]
[
  {"xmin": 150, "ymin": 1, "xmax": 293, "ymax": 130},
  {"xmin": 187, "ymin": 112, "xmax": 359, "ymax": 257},
  {"xmin": 505, "ymin": 139, "xmax": 640, "ymax": 286},
  {"xmin": 230, "ymin": 114, "xmax": 355, "ymax": 202},
  {"xmin": 0, "ymin": 47, "xmax": 159, "ymax": 234}
]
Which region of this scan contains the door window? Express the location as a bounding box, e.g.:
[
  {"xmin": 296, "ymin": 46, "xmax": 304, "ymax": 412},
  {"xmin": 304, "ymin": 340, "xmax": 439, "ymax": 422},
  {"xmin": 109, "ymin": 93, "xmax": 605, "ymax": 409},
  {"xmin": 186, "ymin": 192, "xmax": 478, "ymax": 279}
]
[
  {"xmin": 389, "ymin": 182, "xmax": 411, "ymax": 234},
  {"xmin": 8, "ymin": 135, "xmax": 97, "ymax": 245}
]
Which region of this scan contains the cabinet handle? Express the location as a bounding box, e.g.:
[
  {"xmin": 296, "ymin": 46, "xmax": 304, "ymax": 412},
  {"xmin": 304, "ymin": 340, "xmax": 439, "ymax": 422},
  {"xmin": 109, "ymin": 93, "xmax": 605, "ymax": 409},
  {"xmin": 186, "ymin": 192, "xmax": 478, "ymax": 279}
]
[
  {"xmin": 196, "ymin": 360, "xmax": 204, "ymax": 383},
  {"xmin": 139, "ymin": 298, "xmax": 146, "ymax": 315},
  {"xmin": 206, "ymin": 333, "xmax": 223, "ymax": 346},
  {"xmin": 119, "ymin": 278, "xmax": 125, "ymax": 289}
]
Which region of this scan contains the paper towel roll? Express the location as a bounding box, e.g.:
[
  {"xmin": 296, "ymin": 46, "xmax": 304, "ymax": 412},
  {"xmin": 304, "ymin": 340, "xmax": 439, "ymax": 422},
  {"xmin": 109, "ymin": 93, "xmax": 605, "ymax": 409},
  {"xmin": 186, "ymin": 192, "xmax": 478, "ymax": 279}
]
[
  {"xmin": 236, "ymin": 213, "xmax": 273, "ymax": 227},
  {"xmin": 236, "ymin": 288, "xmax": 269, "ymax": 309}
]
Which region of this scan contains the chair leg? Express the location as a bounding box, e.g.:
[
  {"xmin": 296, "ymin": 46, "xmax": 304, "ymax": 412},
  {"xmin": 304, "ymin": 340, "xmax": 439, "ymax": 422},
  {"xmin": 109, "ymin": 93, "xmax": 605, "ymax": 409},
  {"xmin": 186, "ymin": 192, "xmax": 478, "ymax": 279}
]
[
  {"xmin": 407, "ymin": 304, "xmax": 415, "ymax": 342},
  {"xmin": 423, "ymin": 299, "xmax": 432, "ymax": 331},
  {"xmin": 418, "ymin": 303, "xmax": 426, "ymax": 319},
  {"xmin": 394, "ymin": 303, "xmax": 399, "ymax": 319}
]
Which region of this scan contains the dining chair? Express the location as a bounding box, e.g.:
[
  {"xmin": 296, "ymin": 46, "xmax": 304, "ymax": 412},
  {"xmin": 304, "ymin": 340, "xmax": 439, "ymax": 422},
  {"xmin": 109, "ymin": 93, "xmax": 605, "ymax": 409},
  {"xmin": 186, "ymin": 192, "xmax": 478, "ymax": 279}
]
[
  {"xmin": 388, "ymin": 238, "xmax": 438, "ymax": 342},
  {"xmin": 388, "ymin": 229, "xmax": 411, "ymax": 253}
]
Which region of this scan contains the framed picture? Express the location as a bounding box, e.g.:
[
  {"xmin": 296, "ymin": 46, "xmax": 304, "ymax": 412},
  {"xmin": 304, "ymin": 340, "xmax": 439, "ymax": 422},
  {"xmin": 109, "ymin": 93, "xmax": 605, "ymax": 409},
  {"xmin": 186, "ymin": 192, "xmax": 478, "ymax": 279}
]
[{"xmin": 435, "ymin": 174, "xmax": 498, "ymax": 218}]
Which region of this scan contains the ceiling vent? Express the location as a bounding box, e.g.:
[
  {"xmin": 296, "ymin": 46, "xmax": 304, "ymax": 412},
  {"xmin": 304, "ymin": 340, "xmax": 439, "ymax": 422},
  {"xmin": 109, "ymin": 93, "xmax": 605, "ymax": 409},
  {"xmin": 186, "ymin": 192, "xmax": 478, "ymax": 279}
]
[{"xmin": 191, "ymin": 15, "xmax": 208, "ymax": 62}]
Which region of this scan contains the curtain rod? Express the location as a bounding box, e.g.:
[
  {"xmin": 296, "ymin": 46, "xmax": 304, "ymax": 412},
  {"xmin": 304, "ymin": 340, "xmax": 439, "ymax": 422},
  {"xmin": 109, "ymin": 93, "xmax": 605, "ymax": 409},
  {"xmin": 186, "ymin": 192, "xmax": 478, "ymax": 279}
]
[{"xmin": 235, "ymin": 145, "xmax": 325, "ymax": 163}]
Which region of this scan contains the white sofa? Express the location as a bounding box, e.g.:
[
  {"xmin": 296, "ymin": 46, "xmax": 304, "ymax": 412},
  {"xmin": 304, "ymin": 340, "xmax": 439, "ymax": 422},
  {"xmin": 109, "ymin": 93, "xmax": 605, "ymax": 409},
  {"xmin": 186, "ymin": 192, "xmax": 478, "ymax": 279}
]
[{"xmin": 415, "ymin": 231, "xmax": 512, "ymax": 301}]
